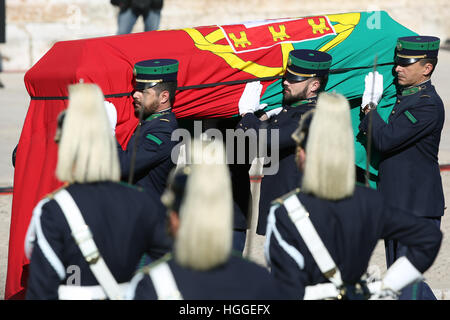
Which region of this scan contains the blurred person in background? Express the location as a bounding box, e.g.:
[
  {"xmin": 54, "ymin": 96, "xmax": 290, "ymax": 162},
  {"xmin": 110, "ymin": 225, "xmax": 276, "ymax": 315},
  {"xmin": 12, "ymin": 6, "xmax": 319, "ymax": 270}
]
[{"xmin": 111, "ymin": 0, "xmax": 163, "ymax": 35}]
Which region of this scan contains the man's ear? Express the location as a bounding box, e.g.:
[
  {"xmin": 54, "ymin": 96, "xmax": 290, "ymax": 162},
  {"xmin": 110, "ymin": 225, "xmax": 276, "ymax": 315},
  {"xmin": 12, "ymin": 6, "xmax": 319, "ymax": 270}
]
[
  {"xmin": 309, "ymin": 78, "xmax": 321, "ymax": 94},
  {"xmin": 423, "ymin": 62, "xmax": 434, "ymax": 77},
  {"xmin": 159, "ymin": 90, "xmax": 170, "ymax": 105}
]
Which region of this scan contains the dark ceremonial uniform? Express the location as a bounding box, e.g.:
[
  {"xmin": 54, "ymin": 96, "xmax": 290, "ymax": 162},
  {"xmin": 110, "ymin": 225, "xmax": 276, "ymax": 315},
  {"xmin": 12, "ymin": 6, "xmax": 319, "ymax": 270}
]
[
  {"xmin": 203, "ymin": 118, "xmax": 253, "ymax": 252},
  {"xmin": 238, "ymin": 48, "xmax": 331, "ymax": 236},
  {"xmin": 117, "ymin": 110, "xmax": 178, "ymax": 196},
  {"xmin": 265, "ymin": 185, "xmax": 442, "ymax": 299},
  {"xmin": 359, "ymin": 36, "xmax": 444, "ymax": 300},
  {"xmin": 359, "ymin": 80, "xmax": 444, "ymax": 218},
  {"xmin": 127, "ymin": 253, "xmax": 287, "ymax": 300},
  {"xmin": 117, "ymin": 58, "xmax": 179, "ymax": 196},
  {"xmin": 238, "ymin": 97, "xmax": 316, "ymax": 235},
  {"xmin": 25, "ymin": 182, "xmax": 172, "ymax": 299}
]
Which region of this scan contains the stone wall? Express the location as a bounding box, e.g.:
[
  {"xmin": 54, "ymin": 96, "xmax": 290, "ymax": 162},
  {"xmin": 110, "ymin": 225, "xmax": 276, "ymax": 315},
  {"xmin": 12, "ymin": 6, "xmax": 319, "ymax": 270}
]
[{"xmin": 1, "ymin": 0, "xmax": 449, "ymax": 71}]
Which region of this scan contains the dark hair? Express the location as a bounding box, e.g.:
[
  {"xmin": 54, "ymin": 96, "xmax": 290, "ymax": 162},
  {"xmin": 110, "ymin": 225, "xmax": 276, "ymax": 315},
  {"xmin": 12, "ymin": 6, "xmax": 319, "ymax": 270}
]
[
  {"xmin": 420, "ymin": 58, "xmax": 438, "ymax": 77},
  {"xmin": 311, "ymin": 75, "xmax": 329, "ymax": 93},
  {"xmin": 318, "ymin": 74, "xmax": 329, "ymax": 92},
  {"xmin": 153, "ymin": 81, "xmax": 178, "ymax": 106}
]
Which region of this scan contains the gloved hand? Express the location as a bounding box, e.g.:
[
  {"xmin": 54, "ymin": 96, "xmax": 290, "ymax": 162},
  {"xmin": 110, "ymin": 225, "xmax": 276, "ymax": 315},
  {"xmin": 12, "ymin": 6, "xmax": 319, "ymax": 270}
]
[
  {"xmin": 361, "ymin": 71, "xmax": 384, "ymax": 112},
  {"xmin": 367, "ymin": 281, "xmax": 398, "ymax": 300},
  {"xmin": 104, "ymin": 101, "xmax": 117, "ymax": 136},
  {"xmin": 303, "ymin": 283, "xmax": 340, "ymax": 300},
  {"xmin": 264, "ymin": 107, "xmax": 282, "ymax": 119},
  {"xmin": 367, "ymin": 256, "xmax": 422, "ymax": 300},
  {"xmin": 381, "ymin": 256, "xmax": 423, "ymax": 292},
  {"xmin": 238, "ymin": 81, "xmax": 266, "ymax": 115}
]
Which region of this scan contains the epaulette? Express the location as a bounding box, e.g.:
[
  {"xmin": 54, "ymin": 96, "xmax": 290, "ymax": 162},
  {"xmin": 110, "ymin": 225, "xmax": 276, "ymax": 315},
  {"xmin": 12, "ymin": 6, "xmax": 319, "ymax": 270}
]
[
  {"xmin": 271, "ymin": 187, "xmax": 301, "ymax": 206},
  {"xmin": 44, "ymin": 182, "xmax": 69, "ymax": 200},
  {"xmin": 420, "ymin": 94, "xmax": 431, "ymax": 98},
  {"xmin": 159, "ymin": 118, "xmax": 170, "ymax": 122},
  {"xmin": 140, "ymin": 253, "xmax": 173, "ymax": 274}
]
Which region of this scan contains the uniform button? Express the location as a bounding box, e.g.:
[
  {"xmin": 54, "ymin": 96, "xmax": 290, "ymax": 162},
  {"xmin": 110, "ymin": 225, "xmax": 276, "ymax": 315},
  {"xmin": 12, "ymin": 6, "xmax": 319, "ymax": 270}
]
[
  {"xmin": 397, "ymin": 100, "xmax": 400, "ymax": 104},
  {"xmin": 392, "ymin": 110, "xmax": 396, "ymax": 114},
  {"xmin": 283, "ymin": 109, "xmax": 287, "ymax": 113},
  {"xmin": 274, "ymin": 119, "xmax": 278, "ymax": 123}
]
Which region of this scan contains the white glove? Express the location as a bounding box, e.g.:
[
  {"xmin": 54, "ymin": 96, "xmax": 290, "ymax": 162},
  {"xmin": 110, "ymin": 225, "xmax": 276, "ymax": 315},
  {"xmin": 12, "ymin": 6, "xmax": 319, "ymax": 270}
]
[
  {"xmin": 104, "ymin": 101, "xmax": 117, "ymax": 136},
  {"xmin": 238, "ymin": 81, "xmax": 265, "ymax": 115},
  {"xmin": 367, "ymin": 281, "xmax": 398, "ymax": 300},
  {"xmin": 264, "ymin": 107, "xmax": 282, "ymax": 118},
  {"xmin": 303, "ymin": 283, "xmax": 340, "ymax": 300},
  {"xmin": 361, "ymin": 71, "xmax": 383, "ymax": 112},
  {"xmin": 382, "ymin": 256, "xmax": 423, "ymax": 292}
]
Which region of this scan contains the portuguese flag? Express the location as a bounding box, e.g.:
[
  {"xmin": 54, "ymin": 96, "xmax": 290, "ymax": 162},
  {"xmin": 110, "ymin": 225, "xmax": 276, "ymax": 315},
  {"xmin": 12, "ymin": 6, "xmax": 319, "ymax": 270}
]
[{"xmin": 5, "ymin": 11, "xmax": 415, "ymax": 299}]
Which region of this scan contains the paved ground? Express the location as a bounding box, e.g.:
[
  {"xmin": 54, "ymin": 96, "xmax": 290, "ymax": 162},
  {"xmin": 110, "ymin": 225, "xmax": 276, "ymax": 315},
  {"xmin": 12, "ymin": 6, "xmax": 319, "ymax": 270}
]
[{"xmin": 1, "ymin": 50, "xmax": 450, "ymax": 299}]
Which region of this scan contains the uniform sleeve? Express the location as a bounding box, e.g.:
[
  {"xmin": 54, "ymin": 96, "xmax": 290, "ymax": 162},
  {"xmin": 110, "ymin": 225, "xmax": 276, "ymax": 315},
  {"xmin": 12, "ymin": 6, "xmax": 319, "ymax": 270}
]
[
  {"xmin": 380, "ymin": 205, "xmax": 442, "ymax": 273},
  {"xmin": 117, "ymin": 120, "xmax": 175, "ymax": 181},
  {"xmin": 26, "ymin": 202, "xmax": 67, "ymax": 300},
  {"xmin": 359, "ymin": 102, "xmax": 440, "ymax": 153},
  {"xmin": 264, "ymin": 204, "xmax": 308, "ymax": 299}
]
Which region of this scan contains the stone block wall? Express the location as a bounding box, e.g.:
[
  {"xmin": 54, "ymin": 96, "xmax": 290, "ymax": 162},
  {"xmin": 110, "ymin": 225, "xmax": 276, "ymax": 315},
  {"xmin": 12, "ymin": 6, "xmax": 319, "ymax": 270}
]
[{"xmin": 1, "ymin": 0, "xmax": 449, "ymax": 71}]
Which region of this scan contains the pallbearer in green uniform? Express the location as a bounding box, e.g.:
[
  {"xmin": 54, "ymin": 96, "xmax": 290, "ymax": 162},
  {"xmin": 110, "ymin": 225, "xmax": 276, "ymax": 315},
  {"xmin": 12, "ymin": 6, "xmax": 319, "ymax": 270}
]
[
  {"xmin": 117, "ymin": 59, "xmax": 180, "ymax": 196},
  {"xmin": 359, "ymin": 36, "xmax": 444, "ymax": 300},
  {"xmin": 237, "ymin": 49, "xmax": 332, "ymax": 236}
]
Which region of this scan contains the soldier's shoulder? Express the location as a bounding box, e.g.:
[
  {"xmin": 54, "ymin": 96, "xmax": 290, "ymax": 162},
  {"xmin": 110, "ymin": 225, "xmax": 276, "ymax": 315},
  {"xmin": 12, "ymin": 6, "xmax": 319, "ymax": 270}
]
[
  {"xmin": 417, "ymin": 91, "xmax": 439, "ymax": 104},
  {"xmin": 414, "ymin": 91, "xmax": 445, "ymax": 117},
  {"xmin": 270, "ymin": 187, "xmax": 301, "ymax": 207},
  {"xmin": 145, "ymin": 112, "xmax": 178, "ymax": 129},
  {"xmin": 159, "ymin": 111, "xmax": 178, "ymax": 123},
  {"xmin": 43, "ymin": 183, "xmax": 70, "ymax": 200},
  {"xmin": 421, "ymin": 84, "xmax": 444, "ymax": 105}
]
